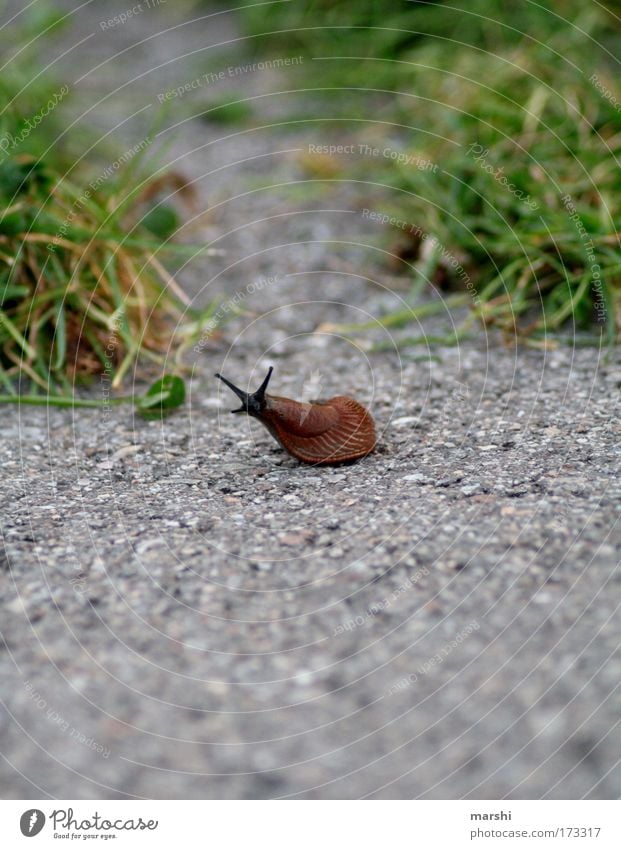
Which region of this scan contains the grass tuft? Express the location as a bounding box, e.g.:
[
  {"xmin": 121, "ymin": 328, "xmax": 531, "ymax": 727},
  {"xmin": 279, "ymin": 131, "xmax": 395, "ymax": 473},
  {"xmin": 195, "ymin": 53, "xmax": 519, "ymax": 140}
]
[{"xmin": 0, "ymin": 155, "xmax": 216, "ymax": 396}]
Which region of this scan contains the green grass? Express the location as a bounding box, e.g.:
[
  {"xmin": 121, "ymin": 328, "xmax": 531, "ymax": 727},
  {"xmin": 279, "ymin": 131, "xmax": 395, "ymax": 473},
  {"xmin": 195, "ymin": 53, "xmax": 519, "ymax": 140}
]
[
  {"xmin": 199, "ymin": 95, "xmax": 255, "ymax": 126},
  {"xmin": 0, "ymin": 155, "xmax": 217, "ymax": 397},
  {"xmin": 231, "ymin": 0, "xmax": 621, "ymax": 346},
  {"xmin": 0, "ymin": 4, "xmax": 218, "ymax": 405}
]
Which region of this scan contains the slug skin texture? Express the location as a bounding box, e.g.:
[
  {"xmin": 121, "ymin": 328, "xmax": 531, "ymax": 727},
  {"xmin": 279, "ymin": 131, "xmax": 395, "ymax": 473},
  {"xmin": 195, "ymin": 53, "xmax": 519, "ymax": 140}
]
[{"xmin": 216, "ymin": 367, "xmax": 376, "ymax": 465}]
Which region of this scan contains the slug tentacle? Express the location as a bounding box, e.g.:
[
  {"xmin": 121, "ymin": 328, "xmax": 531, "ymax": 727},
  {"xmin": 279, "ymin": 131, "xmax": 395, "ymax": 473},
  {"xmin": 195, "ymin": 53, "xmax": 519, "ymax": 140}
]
[
  {"xmin": 214, "ymin": 366, "xmax": 272, "ymax": 415},
  {"xmin": 215, "ymin": 367, "xmax": 376, "ymax": 465}
]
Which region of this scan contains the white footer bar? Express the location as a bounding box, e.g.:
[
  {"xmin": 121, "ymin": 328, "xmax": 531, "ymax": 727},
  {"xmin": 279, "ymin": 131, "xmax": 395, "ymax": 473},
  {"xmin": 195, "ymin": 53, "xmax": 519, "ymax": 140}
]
[{"xmin": 1, "ymin": 800, "xmax": 619, "ymax": 848}]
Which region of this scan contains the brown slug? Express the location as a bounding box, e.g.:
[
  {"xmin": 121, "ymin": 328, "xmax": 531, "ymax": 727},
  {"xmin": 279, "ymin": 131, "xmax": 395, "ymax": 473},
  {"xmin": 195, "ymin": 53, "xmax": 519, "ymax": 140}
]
[{"xmin": 215, "ymin": 366, "xmax": 376, "ymax": 465}]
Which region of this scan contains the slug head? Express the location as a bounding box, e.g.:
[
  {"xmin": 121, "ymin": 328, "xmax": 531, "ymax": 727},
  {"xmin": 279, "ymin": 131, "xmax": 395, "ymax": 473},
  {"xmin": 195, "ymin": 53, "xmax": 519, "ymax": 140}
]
[{"xmin": 215, "ymin": 366, "xmax": 273, "ymax": 417}]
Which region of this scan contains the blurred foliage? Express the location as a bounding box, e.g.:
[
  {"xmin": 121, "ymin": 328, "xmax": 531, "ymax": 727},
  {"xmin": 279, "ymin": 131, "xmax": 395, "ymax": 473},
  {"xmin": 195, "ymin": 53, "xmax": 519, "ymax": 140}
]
[
  {"xmin": 0, "ymin": 1, "xmax": 73, "ymax": 164},
  {"xmin": 231, "ymin": 0, "xmax": 621, "ymax": 345},
  {"xmin": 0, "ymin": 154, "xmax": 216, "ymax": 397},
  {"xmin": 200, "ymin": 96, "xmax": 255, "ymax": 126},
  {"xmin": 0, "ymin": 2, "xmax": 216, "ymax": 402}
]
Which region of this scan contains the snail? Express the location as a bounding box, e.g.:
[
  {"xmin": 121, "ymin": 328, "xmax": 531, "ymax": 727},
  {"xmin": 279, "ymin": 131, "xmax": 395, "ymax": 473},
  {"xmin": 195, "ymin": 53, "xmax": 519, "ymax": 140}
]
[{"xmin": 215, "ymin": 366, "xmax": 376, "ymax": 465}]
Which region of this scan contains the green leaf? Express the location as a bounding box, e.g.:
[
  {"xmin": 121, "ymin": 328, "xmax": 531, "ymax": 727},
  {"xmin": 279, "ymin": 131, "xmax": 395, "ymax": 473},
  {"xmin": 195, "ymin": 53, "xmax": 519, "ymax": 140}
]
[
  {"xmin": 137, "ymin": 374, "xmax": 186, "ymax": 418},
  {"xmin": 142, "ymin": 205, "xmax": 179, "ymax": 240}
]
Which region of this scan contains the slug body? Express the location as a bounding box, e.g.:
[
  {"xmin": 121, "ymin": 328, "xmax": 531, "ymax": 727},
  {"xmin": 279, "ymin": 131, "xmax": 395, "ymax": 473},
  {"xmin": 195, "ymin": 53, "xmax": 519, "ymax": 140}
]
[{"xmin": 215, "ymin": 367, "xmax": 376, "ymax": 465}]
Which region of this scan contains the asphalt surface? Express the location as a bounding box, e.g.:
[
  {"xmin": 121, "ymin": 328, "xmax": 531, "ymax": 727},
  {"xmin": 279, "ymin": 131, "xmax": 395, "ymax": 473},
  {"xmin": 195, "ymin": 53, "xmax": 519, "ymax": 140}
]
[{"xmin": 1, "ymin": 0, "xmax": 620, "ymax": 799}]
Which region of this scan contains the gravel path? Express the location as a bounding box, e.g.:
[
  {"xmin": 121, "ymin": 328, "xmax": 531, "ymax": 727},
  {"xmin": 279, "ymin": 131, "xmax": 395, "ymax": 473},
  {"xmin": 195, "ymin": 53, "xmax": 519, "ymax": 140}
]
[{"xmin": 1, "ymin": 0, "xmax": 620, "ymax": 800}]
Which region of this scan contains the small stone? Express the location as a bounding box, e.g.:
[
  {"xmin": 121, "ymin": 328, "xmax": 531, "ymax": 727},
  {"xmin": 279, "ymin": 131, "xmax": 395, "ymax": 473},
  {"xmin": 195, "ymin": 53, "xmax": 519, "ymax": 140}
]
[
  {"xmin": 392, "ymin": 416, "xmax": 418, "ymax": 427},
  {"xmin": 279, "ymin": 530, "xmax": 315, "ymax": 546}
]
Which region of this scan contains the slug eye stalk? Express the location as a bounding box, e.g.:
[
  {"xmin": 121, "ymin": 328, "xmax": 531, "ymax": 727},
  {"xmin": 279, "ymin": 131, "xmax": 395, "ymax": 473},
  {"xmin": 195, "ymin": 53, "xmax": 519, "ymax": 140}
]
[{"xmin": 215, "ymin": 366, "xmax": 273, "ymax": 415}]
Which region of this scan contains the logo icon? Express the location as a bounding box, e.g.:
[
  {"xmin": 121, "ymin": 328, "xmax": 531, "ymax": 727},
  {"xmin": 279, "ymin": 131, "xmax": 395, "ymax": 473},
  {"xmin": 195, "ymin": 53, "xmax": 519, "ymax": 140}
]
[{"xmin": 20, "ymin": 810, "xmax": 45, "ymax": 837}]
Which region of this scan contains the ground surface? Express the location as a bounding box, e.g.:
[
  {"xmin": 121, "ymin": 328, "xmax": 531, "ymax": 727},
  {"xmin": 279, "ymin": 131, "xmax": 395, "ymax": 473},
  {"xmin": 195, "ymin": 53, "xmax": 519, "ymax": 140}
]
[{"xmin": 1, "ymin": 0, "xmax": 620, "ymax": 800}]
